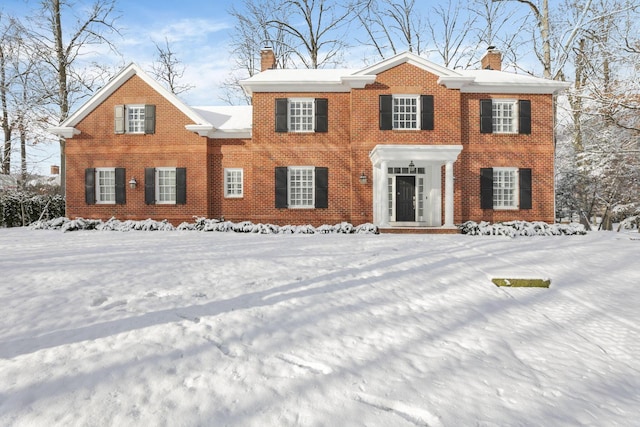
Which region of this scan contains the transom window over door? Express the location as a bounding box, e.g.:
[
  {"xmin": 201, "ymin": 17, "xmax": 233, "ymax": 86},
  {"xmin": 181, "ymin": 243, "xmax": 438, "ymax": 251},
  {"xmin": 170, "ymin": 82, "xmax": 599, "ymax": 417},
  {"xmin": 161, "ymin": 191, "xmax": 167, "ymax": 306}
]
[
  {"xmin": 393, "ymin": 95, "xmax": 419, "ymax": 129},
  {"xmin": 127, "ymin": 105, "xmax": 145, "ymax": 133},
  {"xmin": 288, "ymin": 99, "xmax": 314, "ymax": 132}
]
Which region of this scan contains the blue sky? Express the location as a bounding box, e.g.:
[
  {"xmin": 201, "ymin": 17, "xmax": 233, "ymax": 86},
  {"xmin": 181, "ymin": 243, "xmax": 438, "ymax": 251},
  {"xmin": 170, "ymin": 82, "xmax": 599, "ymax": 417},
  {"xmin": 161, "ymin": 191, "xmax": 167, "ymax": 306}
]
[
  {"xmin": 4, "ymin": 0, "xmax": 240, "ymax": 105},
  {"xmin": 3, "ymin": 0, "xmax": 241, "ymax": 173}
]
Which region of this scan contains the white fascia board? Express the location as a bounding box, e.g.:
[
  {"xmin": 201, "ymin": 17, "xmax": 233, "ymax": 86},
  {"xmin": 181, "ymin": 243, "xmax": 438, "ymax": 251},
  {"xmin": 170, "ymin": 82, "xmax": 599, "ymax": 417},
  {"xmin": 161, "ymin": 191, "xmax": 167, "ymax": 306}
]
[
  {"xmin": 341, "ymin": 75, "xmax": 377, "ymax": 88},
  {"xmin": 185, "ymin": 124, "xmax": 216, "ymax": 137},
  {"xmin": 370, "ymin": 144, "xmax": 464, "ymax": 166},
  {"xmin": 240, "ymin": 80, "xmax": 352, "ymax": 95},
  {"xmin": 459, "ymin": 82, "xmax": 571, "ymax": 94},
  {"xmin": 439, "ymin": 76, "xmax": 571, "ymax": 94},
  {"xmin": 60, "ymin": 63, "xmax": 212, "ymax": 130},
  {"xmin": 355, "ymin": 51, "xmax": 461, "ymax": 79},
  {"xmin": 47, "ymin": 126, "xmax": 81, "ymax": 138}
]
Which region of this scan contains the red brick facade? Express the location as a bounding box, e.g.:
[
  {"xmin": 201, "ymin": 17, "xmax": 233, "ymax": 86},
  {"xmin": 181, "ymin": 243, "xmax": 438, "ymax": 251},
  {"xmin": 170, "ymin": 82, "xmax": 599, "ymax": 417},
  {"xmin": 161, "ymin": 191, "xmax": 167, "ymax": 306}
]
[{"xmin": 54, "ymin": 52, "xmax": 567, "ymax": 227}]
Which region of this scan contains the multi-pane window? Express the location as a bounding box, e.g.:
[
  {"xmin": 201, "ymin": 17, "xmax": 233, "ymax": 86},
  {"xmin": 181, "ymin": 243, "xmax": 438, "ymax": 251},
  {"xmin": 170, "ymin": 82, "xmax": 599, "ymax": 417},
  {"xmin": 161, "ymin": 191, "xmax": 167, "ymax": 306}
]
[
  {"xmin": 96, "ymin": 168, "xmax": 115, "ymax": 204},
  {"xmin": 288, "ymin": 99, "xmax": 314, "ymax": 132},
  {"xmin": 393, "ymin": 95, "xmax": 419, "ymax": 129},
  {"xmin": 288, "ymin": 167, "xmax": 314, "ymax": 208},
  {"xmin": 156, "ymin": 168, "xmax": 176, "ymax": 204},
  {"xmin": 492, "ymin": 100, "xmax": 517, "ymax": 133},
  {"xmin": 224, "ymin": 168, "xmax": 243, "ymax": 198},
  {"xmin": 127, "ymin": 105, "xmax": 145, "ymax": 133},
  {"xmin": 493, "ymin": 168, "xmax": 518, "ymax": 209}
]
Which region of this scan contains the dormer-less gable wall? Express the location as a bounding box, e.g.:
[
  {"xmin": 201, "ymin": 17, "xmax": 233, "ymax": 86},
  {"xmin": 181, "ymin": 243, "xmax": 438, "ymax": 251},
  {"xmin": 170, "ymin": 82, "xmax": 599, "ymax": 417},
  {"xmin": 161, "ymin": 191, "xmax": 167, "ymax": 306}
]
[{"xmin": 65, "ymin": 74, "xmax": 210, "ymax": 224}]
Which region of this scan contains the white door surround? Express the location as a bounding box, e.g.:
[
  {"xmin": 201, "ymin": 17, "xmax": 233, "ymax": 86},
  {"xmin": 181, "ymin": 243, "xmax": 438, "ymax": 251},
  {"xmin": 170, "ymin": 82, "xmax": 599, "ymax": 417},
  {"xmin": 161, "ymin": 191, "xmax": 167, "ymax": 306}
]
[{"xmin": 369, "ymin": 144, "xmax": 463, "ymax": 228}]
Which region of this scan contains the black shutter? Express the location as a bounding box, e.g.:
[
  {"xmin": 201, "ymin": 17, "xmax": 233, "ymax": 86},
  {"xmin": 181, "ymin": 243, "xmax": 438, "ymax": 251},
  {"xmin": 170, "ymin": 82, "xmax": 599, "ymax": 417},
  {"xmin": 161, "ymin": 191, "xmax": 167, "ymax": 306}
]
[
  {"xmin": 315, "ymin": 167, "xmax": 328, "ymax": 209},
  {"xmin": 145, "ymin": 168, "xmax": 155, "ymax": 205},
  {"xmin": 115, "ymin": 168, "xmax": 126, "ymax": 204},
  {"xmin": 480, "ymin": 99, "xmax": 493, "ymax": 134},
  {"xmin": 420, "ymin": 95, "xmax": 434, "ymax": 130},
  {"xmin": 275, "ymin": 98, "xmax": 288, "ymax": 132},
  {"xmin": 379, "ymin": 95, "xmax": 393, "ymax": 130},
  {"xmin": 144, "ymin": 105, "xmax": 156, "ymax": 134},
  {"xmin": 518, "ymin": 100, "xmax": 531, "ymax": 134},
  {"xmin": 480, "ymin": 168, "xmax": 494, "ymax": 209},
  {"xmin": 314, "ymin": 98, "xmax": 328, "ymax": 132},
  {"xmin": 85, "ymin": 168, "xmax": 96, "ymax": 205},
  {"xmin": 176, "ymin": 167, "xmax": 187, "ymax": 205},
  {"xmin": 114, "ymin": 105, "xmax": 125, "ymax": 134},
  {"xmin": 519, "ymin": 168, "xmax": 532, "ymax": 209},
  {"xmin": 275, "ymin": 167, "xmax": 288, "ymax": 208}
]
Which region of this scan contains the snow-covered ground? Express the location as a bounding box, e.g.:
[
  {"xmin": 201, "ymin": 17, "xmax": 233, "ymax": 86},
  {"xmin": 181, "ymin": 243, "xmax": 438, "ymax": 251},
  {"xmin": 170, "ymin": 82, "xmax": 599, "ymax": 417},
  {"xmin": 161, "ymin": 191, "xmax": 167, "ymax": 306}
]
[{"xmin": 1, "ymin": 228, "xmax": 639, "ymax": 426}]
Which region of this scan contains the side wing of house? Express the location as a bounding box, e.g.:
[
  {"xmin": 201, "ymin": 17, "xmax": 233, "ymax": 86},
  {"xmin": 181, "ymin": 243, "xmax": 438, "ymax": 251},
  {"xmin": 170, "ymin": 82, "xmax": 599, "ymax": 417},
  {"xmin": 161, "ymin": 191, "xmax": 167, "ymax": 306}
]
[{"xmin": 50, "ymin": 64, "xmax": 214, "ymax": 225}]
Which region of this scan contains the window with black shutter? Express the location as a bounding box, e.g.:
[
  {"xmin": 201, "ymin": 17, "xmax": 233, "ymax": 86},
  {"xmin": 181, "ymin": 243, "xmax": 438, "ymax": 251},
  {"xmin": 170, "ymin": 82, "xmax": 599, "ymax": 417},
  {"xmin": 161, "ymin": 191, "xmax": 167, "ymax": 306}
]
[{"xmin": 274, "ymin": 166, "xmax": 328, "ymax": 209}]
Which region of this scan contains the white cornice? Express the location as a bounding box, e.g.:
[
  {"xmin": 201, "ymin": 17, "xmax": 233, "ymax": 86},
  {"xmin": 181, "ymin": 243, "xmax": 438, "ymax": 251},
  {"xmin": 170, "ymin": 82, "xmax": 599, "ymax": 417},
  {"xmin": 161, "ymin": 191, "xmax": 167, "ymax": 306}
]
[{"xmin": 47, "ymin": 126, "xmax": 81, "ymax": 138}]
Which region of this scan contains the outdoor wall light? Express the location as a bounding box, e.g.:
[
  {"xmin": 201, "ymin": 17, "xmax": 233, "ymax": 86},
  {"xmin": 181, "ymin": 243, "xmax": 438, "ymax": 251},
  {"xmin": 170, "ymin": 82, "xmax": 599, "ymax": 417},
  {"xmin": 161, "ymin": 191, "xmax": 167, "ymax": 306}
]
[
  {"xmin": 359, "ymin": 171, "xmax": 367, "ymax": 184},
  {"xmin": 129, "ymin": 177, "xmax": 137, "ymax": 189},
  {"xmin": 408, "ymin": 160, "xmax": 416, "ymax": 174}
]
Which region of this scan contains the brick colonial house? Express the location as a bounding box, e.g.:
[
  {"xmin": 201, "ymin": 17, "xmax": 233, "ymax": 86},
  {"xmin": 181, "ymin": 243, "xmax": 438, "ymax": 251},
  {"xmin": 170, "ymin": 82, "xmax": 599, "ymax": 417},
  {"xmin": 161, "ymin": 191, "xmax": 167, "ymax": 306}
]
[{"xmin": 49, "ymin": 48, "xmax": 569, "ymax": 230}]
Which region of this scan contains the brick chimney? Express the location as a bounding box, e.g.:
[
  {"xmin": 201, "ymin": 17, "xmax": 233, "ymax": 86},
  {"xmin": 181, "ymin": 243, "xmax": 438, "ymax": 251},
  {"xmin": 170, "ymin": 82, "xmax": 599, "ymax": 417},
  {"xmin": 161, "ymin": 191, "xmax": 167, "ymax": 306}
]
[
  {"xmin": 260, "ymin": 47, "xmax": 276, "ymax": 71},
  {"xmin": 481, "ymin": 46, "xmax": 502, "ymax": 71}
]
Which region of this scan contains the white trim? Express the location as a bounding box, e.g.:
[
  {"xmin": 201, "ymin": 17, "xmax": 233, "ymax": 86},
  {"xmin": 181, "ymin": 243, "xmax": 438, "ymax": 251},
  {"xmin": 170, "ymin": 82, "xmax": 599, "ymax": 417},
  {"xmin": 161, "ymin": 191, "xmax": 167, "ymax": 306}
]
[
  {"xmin": 288, "ymin": 98, "xmax": 315, "ymax": 132},
  {"xmin": 155, "ymin": 167, "xmax": 177, "ymax": 205},
  {"xmin": 95, "ymin": 168, "xmax": 116, "ymax": 205},
  {"xmin": 48, "ymin": 126, "xmax": 81, "ymax": 138},
  {"xmin": 369, "ymin": 145, "xmax": 462, "ymax": 228},
  {"xmin": 493, "ymin": 167, "xmax": 519, "ymax": 210},
  {"xmin": 288, "ymin": 166, "xmax": 315, "ymax": 209},
  {"xmin": 53, "ymin": 63, "xmax": 212, "ymax": 136},
  {"xmin": 224, "ymin": 168, "xmax": 244, "ymax": 198}
]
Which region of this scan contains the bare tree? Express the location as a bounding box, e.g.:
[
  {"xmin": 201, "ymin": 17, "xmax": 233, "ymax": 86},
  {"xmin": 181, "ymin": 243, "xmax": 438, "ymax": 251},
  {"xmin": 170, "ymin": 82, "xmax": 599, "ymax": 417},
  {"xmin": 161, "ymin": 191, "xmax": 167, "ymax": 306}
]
[
  {"xmin": 356, "ymin": 0, "xmax": 427, "ymax": 60},
  {"xmin": 26, "ymin": 0, "xmax": 121, "ymax": 196},
  {"xmin": 149, "ymin": 38, "xmax": 194, "ymax": 96},
  {"xmin": 425, "ymin": 0, "xmax": 478, "ymax": 68},
  {"xmin": 0, "ymin": 14, "xmax": 18, "ymax": 175},
  {"xmin": 268, "ymin": 0, "xmax": 361, "ymax": 68}
]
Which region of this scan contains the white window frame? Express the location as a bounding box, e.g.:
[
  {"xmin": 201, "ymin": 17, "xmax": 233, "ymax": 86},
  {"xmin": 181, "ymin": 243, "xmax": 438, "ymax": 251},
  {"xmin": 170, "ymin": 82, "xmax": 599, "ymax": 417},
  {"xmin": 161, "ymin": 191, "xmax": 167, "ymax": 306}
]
[
  {"xmin": 95, "ymin": 168, "xmax": 116, "ymax": 204},
  {"xmin": 493, "ymin": 167, "xmax": 518, "ymax": 210},
  {"xmin": 288, "ymin": 166, "xmax": 315, "ymax": 208},
  {"xmin": 224, "ymin": 168, "xmax": 244, "ymax": 198},
  {"xmin": 393, "ymin": 95, "xmax": 420, "ymax": 130},
  {"xmin": 127, "ymin": 104, "xmax": 145, "ymax": 134},
  {"xmin": 156, "ymin": 167, "xmax": 176, "ymax": 204},
  {"xmin": 492, "ymin": 100, "xmax": 518, "ymax": 134},
  {"xmin": 288, "ymin": 98, "xmax": 315, "ymax": 132}
]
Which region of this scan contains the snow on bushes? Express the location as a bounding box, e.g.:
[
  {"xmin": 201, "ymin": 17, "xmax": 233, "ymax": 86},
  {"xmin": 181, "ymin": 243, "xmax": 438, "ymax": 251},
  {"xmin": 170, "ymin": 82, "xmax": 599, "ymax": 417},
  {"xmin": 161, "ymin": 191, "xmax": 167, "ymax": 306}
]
[
  {"xmin": 460, "ymin": 220, "xmax": 587, "ymax": 237},
  {"xmin": 30, "ymin": 216, "xmax": 380, "ymax": 235},
  {"xmin": 0, "ymin": 192, "xmax": 65, "ymax": 227}
]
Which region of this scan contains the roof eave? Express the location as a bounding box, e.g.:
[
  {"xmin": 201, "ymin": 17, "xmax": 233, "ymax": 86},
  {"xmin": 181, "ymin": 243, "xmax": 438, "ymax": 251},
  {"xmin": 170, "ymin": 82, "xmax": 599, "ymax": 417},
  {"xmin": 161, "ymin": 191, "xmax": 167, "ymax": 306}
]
[{"xmin": 48, "ymin": 126, "xmax": 81, "ymax": 138}]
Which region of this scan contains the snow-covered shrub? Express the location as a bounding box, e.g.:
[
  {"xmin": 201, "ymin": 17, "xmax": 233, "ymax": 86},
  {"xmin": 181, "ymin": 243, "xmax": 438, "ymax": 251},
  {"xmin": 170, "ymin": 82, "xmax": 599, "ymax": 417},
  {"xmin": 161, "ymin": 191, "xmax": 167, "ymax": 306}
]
[
  {"xmin": 30, "ymin": 217, "xmax": 379, "ymax": 235},
  {"xmin": 459, "ymin": 220, "xmax": 587, "ymax": 237},
  {"xmin": 0, "ymin": 191, "xmax": 65, "ymax": 227}
]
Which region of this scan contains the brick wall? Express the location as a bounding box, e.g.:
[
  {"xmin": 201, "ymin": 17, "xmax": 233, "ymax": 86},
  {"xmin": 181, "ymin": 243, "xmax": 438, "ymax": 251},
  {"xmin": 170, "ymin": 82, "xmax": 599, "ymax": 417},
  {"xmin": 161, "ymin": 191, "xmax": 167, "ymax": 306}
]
[
  {"xmin": 66, "ymin": 75, "xmax": 210, "ymax": 225},
  {"xmin": 68, "ymin": 63, "xmax": 557, "ymax": 226}
]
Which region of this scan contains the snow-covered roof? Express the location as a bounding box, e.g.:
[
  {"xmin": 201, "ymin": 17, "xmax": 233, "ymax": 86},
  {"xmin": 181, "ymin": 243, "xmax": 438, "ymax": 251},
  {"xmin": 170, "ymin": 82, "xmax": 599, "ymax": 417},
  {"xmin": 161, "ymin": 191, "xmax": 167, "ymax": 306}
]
[
  {"xmin": 190, "ymin": 106, "xmax": 252, "ymax": 138},
  {"xmin": 241, "ymin": 51, "xmax": 570, "ymax": 95}
]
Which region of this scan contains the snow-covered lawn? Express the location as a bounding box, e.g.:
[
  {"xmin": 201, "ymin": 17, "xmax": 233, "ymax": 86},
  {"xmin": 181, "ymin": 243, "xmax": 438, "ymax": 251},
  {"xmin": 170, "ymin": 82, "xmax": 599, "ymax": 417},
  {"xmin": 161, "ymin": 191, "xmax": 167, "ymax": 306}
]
[{"xmin": 1, "ymin": 228, "xmax": 639, "ymax": 426}]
